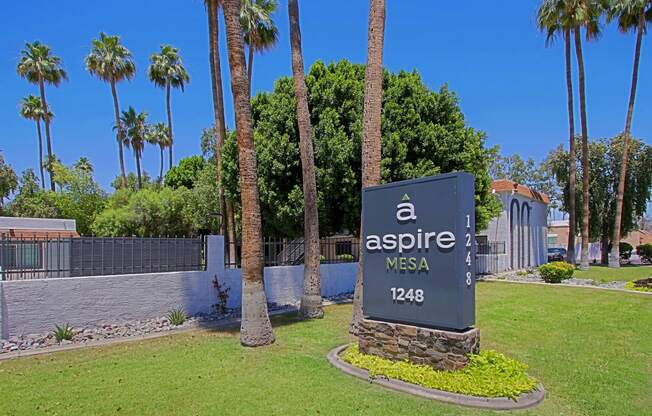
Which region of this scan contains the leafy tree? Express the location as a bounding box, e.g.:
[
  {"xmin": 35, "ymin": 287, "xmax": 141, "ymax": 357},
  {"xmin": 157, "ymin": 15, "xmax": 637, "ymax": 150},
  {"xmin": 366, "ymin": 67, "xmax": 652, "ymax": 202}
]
[
  {"xmin": 0, "ymin": 154, "xmax": 18, "ymax": 213},
  {"xmin": 110, "ymin": 172, "xmax": 156, "ymax": 192},
  {"xmin": 164, "ymin": 156, "xmax": 206, "ymax": 189},
  {"xmin": 92, "ymin": 187, "xmax": 194, "ymax": 237},
  {"xmin": 549, "ymin": 135, "xmax": 652, "ymax": 263},
  {"xmin": 606, "ymin": 0, "xmax": 652, "ymax": 267},
  {"xmin": 19, "ymin": 95, "xmax": 50, "ymax": 188},
  {"xmin": 221, "ymin": 60, "xmax": 501, "ymax": 237},
  {"xmin": 74, "ymin": 157, "xmax": 93, "ymax": 174},
  {"xmin": 240, "ymin": 0, "xmax": 279, "ymax": 92},
  {"xmin": 85, "ymin": 33, "xmax": 136, "ymax": 188},
  {"xmin": 147, "ymin": 45, "xmax": 190, "ymax": 168},
  {"xmin": 17, "ymin": 41, "xmax": 67, "ymax": 191},
  {"xmin": 8, "ymin": 163, "xmax": 106, "ymax": 235}
]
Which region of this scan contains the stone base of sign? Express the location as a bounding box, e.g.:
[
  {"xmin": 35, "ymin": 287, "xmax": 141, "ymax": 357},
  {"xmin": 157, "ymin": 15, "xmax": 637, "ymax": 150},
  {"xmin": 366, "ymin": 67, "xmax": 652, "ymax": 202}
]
[{"xmin": 358, "ymin": 319, "xmax": 480, "ymax": 371}]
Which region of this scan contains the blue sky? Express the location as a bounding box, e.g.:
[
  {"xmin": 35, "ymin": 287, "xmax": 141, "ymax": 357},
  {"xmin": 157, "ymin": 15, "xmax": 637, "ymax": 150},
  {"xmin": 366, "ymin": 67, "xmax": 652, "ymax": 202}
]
[{"xmin": 1, "ymin": 0, "xmax": 650, "ymax": 191}]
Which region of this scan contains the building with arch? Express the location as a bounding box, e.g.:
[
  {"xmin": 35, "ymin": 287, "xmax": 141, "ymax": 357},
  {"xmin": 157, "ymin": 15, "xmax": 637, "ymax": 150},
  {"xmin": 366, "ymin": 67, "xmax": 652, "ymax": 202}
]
[{"xmin": 476, "ymin": 179, "xmax": 549, "ymax": 274}]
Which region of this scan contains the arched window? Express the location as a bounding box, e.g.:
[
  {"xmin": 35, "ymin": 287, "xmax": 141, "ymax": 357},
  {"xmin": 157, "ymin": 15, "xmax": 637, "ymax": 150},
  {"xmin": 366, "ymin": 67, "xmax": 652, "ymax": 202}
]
[{"xmin": 510, "ymin": 199, "xmax": 520, "ymax": 269}]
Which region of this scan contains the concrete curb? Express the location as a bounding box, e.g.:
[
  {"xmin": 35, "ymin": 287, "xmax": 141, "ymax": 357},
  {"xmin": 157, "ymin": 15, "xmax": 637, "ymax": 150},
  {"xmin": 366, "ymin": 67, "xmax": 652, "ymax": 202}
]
[
  {"xmin": 327, "ymin": 344, "xmax": 545, "ymax": 411},
  {"xmin": 480, "ymin": 277, "xmax": 652, "ymax": 295}
]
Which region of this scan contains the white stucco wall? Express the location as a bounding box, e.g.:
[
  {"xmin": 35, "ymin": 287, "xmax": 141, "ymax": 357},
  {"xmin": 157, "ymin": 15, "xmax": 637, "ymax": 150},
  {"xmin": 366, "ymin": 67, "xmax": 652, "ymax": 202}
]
[
  {"xmin": 0, "ymin": 236, "xmax": 357, "ymax": 339},
  {"xmin": 477, "ymin": 192, "xmax": 548, "ymax": 273}
]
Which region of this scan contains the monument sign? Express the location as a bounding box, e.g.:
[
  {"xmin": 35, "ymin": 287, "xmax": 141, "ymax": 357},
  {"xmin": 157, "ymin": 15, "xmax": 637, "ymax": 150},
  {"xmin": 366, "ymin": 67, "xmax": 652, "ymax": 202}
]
[{"xmin": 358, "ymin": 172, "xmax": 480, "ymax": 370}]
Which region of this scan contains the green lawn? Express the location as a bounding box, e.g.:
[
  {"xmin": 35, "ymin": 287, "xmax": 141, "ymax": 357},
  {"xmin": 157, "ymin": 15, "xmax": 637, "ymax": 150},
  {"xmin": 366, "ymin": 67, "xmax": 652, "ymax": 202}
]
[
  {"xmin": 0, "ymin": 282, "xmax": 650, "ymax": 416},
  {"xmin": 573, "ymin": 264, "xmax": 652, "ymax": 283}
]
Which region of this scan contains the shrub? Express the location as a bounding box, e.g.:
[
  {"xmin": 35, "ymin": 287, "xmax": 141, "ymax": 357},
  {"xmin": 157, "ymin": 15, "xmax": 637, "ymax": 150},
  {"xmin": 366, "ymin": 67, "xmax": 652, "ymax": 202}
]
[
  {"xmin": 538, "ymin": 261, "xmax": 574, "ymax": 283},
  {"xmin": 53, "ymin": 323, "xmax": 74, "ymax": 342},
  {"xmin": 637, "ymin": 244, "xmax": 652, "ymax": 263},
  {"xmin": 212, "ymin": 276, "xmax": 231, "ymax": 315},
  {"xmin": 619, "ymin": 242, "xmax": 633, "ymax": 260},
  {"xmin": 336, "ymin": 253, "xmax": 355, "ymax": 262},
  {"xmin": 625, "ymin": 278, "xmax": 652, "ymax": 293},
  {"xmin": 341, "ymin": 344, "xmax": 538, "ymax": 399},
  {"xmin": 167, "ymin": 307, "xmax": 186, "ymax": 326},
  {"xmin": 319, "ymin": 255, "xmax": 326, "ymax": 263}
]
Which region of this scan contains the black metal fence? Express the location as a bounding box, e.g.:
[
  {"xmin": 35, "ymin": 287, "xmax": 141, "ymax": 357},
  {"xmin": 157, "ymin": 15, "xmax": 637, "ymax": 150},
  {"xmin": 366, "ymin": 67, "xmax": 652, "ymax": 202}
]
[
  {"xmin": 476, "ymin": 241, "xmax": 506, "ymax": 275},
  {"xmin": 477, "ymin": 241, "xmax": 506, "ymax": 255},
  {"xmin": 0, "ymin": 236, "xmax": 207, "ymax": 280},
  {"xmin": 225, "ymin": 236, "xmax": 360, "ymax": 268}
]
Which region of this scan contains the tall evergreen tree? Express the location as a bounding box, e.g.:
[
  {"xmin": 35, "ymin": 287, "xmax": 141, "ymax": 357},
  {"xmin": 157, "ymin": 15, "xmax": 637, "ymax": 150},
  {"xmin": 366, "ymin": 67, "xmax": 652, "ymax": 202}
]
[
  {"xmin": 148, "ymin": 45, "xmax": 190, "ymax": 169},
  {"xmin": 607, "ymin": 0, "xmax": 651, "ymax": 267},
  {"xmin": 351, "ymin": 0, "xmax": 386, "ymax": 334},
  {"xmin": 17, "ymin": 41, "xmax": 67, "ymax": 191},
  {"xmin": 85, "ymin": 33, "xmax": 136, "ymax": 188},
  {"xmin": 223, "ymin": 0, "xmax": 275, "ymax": 347}
]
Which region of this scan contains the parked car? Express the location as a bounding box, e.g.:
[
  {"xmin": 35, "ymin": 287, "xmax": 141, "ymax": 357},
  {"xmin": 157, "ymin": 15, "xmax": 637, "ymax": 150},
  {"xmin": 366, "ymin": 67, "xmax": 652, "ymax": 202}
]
[{"xmin": 547, "ymin": 247, "xmax": 567, "ymax": 262}]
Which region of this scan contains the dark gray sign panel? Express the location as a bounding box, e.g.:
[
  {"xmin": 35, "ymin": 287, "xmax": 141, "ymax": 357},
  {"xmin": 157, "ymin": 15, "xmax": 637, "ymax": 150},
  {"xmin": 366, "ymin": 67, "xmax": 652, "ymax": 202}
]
[{"xmin": 361, "ymin": 172, "xmax": 476, "ymax": 331}]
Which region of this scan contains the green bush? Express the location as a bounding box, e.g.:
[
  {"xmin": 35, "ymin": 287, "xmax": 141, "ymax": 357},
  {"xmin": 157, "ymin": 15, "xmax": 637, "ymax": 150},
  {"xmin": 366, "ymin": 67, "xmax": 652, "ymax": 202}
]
[
  {"xmin": 625, "ymin": 278, "xmax": 652, "ymax": 293},
  {"xmin": 167, "ymin": 307, "xmax": 186, "ymax": 326},
  {"xmin": 336, "ymin": 253, "xmax": 355, "ymax": 261},
  {"xmin": 319, "ymin": 255, "xmax": 326, "ymax": 263},
  {"xmin": 341, "ymin": 344, "xmax": 538, "ymax": 399},
  {"xmin": 538, "ymin": 261, "xmax": 574, "ymax": 283},
  {"xmin": 637, "ymin": 244, "xmax": 652, "ymax": 263},
  {"xmin": 53, "ymin": 323, "xmax": 74, "ymax": 342},
  {"xmin": 619, "ymin": 242, "xmax": 633, "ymax": 260}
]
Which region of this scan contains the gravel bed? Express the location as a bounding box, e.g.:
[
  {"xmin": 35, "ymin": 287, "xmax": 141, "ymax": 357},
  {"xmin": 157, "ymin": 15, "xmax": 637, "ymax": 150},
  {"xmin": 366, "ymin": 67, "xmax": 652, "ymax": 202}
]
[
  {"xmin": 1, "ymin": 293, "xmax": 355, "ymax": 355},
  {"xmin": 480, "ymin": 271, "xmax": 628, "ymax": 290}
]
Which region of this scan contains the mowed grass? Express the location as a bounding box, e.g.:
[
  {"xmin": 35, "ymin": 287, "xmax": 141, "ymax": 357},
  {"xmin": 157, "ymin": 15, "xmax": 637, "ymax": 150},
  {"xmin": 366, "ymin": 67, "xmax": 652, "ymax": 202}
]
[
  {"xmin": 0, "ymin": 282, "xmax": 650, "ymax": 416},
  {"xmin": 573, "ymin": 264, "xmax": 652, "ymax": 283}
]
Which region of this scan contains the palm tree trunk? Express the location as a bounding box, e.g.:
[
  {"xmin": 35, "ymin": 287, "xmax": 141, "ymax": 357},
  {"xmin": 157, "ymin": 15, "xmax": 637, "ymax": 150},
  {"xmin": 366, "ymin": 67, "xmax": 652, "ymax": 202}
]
[
  {"xmin": 135, "ymin": 153, "xmax": 142, "ymax": 190},
  {"xmin": 223, "ymin": 0, "xmax": 274, "ymax": 347},
  {"xmin": 159, "ymin": 146, "xmax": 164, "ymax": 184},
  {"xmin": 574, "ymin": 27, "xmax": 590, "ymax": 271},
  {"xmin": 208, "ymin": 0, "xmax": 229, "ymax": 238},
  {"xmin": 110, "ymin": 80, "xmax": 127, "ymax": 188},
  {"xmin": 166, "ymin": 79, "xmax": 174, "ymax": 170},
  {"xmin": 289, "ymin": 0, "xmax": 323, "ymax": 319},
  {"xmin": 564, "ymin": 29, "xmax": 576, "ymax": 265},
  {"xmin": 35, "ymin": 120, "xmax": 45, "ymax": 190},
  {"xmin": 226, "ymin": 199, "xmax": 237, "ymax": 265},
  {"xmin": 38, "ymin": 78, "xmax": 55, "ymax": 191},
  {"xmin": 351, "ymin": 0, "xmax": 386, "ymax": 335},
  {"xmin": 609, "ymin": 13, "xmax": 644, "ymax": 269},
  {"xmin": 247, "ymin": 43, "xmax": 254, "ymax": 96}
]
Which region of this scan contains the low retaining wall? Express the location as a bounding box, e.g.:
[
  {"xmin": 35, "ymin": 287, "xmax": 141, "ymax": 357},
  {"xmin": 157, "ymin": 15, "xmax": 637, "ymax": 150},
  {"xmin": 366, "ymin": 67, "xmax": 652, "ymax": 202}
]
[{"xmin": 0, "ymin": 236, "xmax": 357, "ymax": 339}]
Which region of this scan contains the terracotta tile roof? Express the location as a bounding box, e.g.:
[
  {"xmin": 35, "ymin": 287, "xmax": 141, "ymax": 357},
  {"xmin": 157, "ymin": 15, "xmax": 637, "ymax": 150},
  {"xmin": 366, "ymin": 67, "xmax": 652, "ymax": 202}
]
[
  {"xmin": 491, "ymin": 179, "xmax": 550, "ymax": 204},
  {"xmin": 0, "ymin": 229, "xmax": 79, "ymax": 239}
]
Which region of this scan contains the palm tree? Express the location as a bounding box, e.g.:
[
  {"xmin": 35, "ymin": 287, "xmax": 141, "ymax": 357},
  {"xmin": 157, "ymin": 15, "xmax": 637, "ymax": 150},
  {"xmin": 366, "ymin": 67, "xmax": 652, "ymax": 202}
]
[
  {"xmin": 148, "ymin": 45, "xmax": 190, "ymax": 170},
  {"xmin": 206, "ymin": 0, "xmax": 238, "ymax": 263},
  {"xmin": 223, "ymin": 0, "xmax": 275, "ymax": 347},
  {"xmin": 120, "ymin": 107, "xmax": 148, "ymax": 189},
  {"xmin": 537, "ymin": 0, "xmax": 578, "ymax": 265},
  {"xmin": 146, "ymin": 122, "xmax": 171, "ymax": 183},
  {"xmin": 288, "ymin": 0, "xmax": 322, "ymax": 319},
  {"xmin": 607, "ymin": 0, "xmax": 651, "ymax": 268},
  {"xmin": 19, "ymin": 95, "xmax": 48, "ymax": 189},
  {"xmin": 351, "ymin": 0, "xmax": 386, "ymax": 334},
  {"xmin": 85, "ymin": 32, "xmax": 136, "ymax": 189},
  {"xmin": 240, "ymin": 0, "xmax": 279, "ymax": 94},
  {"xmin": 573, "ymin": 0, "xmax": 602, "ymax": 271},
  {"xmin": 74, "ymin": 157, "xmax": 94, "ymax": 173},
  {"xmin": 17, "ymin": 41, "xmax": 67, "ymax": 192}
]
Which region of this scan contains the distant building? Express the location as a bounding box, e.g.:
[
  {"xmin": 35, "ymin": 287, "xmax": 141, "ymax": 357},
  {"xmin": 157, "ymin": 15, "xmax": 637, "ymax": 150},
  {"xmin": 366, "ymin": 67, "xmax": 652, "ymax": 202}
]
[
  {"xmin": 548, "ymin": 219, "xmax": 652, "ymax": 263},
  {"xmin": 0, "ymin": 217, "xmax": 78, "ymax": 279},
  {"xmin": 0, "ymin": 217, "xmax": 78, "ymax": 239},
  {"xmin": 476, "ymin": 180, "xmax": 549, "ymax": 274}
]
